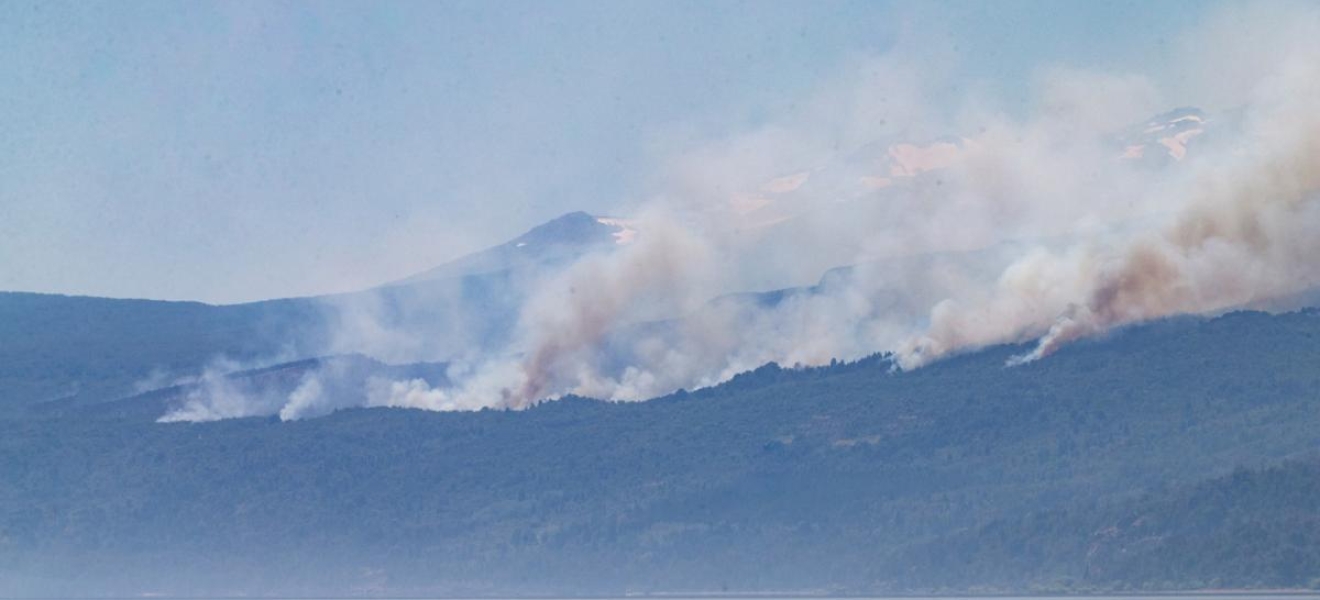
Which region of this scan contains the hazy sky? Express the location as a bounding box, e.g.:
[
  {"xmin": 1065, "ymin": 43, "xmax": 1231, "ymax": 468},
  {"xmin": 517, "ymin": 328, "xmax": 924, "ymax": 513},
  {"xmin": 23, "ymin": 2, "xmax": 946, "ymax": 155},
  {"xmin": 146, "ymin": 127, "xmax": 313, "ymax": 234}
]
[{"xmin": 1, "ymin": 0, "xmax": 1216, "ymax": 303}]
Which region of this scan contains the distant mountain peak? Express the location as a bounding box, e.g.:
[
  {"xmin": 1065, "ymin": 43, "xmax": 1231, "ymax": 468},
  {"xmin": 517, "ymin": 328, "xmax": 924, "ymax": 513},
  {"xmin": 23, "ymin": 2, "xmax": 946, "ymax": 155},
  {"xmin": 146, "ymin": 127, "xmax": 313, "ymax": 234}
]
[
  {"xmin": 390, "ymin": 211, "xmax": 632, "ymax": 286},
  {"xmin": 511, "ymin": 211, "xmax": 613, "ymax": 248}
]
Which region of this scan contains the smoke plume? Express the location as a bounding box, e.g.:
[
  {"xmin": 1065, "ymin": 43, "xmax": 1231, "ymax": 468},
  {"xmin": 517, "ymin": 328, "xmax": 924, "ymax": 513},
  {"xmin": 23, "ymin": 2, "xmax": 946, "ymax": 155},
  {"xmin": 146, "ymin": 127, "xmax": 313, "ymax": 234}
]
[{"xmin": 161, "ymin": 2, "xmax": 1320, "ymax": 419}]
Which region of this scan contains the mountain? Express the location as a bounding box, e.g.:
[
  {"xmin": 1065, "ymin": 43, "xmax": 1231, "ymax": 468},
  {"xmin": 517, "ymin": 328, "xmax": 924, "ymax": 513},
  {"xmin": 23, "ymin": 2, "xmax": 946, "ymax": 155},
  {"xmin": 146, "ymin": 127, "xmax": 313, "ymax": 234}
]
[
  {"xmin": 0, "ymin": 291, "xmax": 328, "ymax": 412},
  {"xmin": 3, "ymin": 309, "xmax": 1319, "ymax": 596},
  {"xmin": 0, "ymin": 106, "xmax": 1226, "ymax": 416},
  {"xmin": 0, "ymin": 213, "xmax": 628, "ymax": 413},
  {"xmin": 390, "ymin": 211, "xmax": 633, "ymax": 286}
]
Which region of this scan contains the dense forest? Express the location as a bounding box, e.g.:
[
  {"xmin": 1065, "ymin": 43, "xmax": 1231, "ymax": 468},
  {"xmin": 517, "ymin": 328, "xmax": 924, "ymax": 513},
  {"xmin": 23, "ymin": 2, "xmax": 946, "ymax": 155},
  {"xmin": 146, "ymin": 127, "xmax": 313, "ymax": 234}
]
[
  {"xmin": 903, "ymin": 458, "xmax": 1320, "ymax": 591},
  {"xmin": 1, "ymin": 309, "xmax": 1319, "ymax": 595}
]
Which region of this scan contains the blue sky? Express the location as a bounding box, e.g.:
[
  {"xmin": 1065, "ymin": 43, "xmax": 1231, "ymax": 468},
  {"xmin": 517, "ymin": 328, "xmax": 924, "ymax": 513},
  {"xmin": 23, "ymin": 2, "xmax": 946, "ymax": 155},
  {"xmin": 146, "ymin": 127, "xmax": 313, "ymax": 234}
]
[{"xmin": 0, "ymin": 0, "xmax": 1217, "ymax": 303}]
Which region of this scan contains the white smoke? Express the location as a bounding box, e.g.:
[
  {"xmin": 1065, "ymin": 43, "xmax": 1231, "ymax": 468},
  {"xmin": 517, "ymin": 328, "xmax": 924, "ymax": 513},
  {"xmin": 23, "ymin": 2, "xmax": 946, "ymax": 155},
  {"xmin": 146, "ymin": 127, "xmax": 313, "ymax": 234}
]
[
  {"xmin": 900, "ymin": 16, "xmax": 1320, "ymax": 367},
  {"xmin": 156, "ymin": 357, "xmax": 289, "ymax": 422},
  {"xmin": 161, "ymin": 2, "xmax": 1320, "ymax": 419},
  {"xmin": 410, "ymin": 1, "xmax": 1320, "ymax": 408}
]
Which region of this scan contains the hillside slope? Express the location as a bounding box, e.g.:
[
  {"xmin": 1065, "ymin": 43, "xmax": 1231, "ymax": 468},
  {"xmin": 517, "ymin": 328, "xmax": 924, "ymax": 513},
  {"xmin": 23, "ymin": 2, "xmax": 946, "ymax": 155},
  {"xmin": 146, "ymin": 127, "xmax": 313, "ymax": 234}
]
[
  {"xmin": 0, "ymin": 214, "xmax": 605, "ymax": 411},
  {"xmin": 904, "ymin": 457, "xmax": 1320, "ymax": 590},
  {"xmin": 2, "ymin": 310, "xmax": 1319, "ymax": 596},
  {"xmin": 0, "ymin": 292, "xmax": 326, "ymax": 411}
]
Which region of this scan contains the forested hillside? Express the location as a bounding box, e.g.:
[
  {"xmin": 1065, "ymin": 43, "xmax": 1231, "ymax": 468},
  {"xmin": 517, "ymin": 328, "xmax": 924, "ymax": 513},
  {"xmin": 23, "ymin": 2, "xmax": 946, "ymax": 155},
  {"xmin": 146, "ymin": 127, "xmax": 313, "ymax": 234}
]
[
  {"xmin": 901, "ymin": 457, "xmax": 1320, "ymax": 591},
  {"xmin": 0, "ymin": 274, "xmax": 515, "ymax": 414},
  {"xmin": 3, "ymin": 310, "xmax": 1319, "ymax": 595},
  {"xmin": 0, "ymin": 292, "xmax": 324, "ymax": 411}
]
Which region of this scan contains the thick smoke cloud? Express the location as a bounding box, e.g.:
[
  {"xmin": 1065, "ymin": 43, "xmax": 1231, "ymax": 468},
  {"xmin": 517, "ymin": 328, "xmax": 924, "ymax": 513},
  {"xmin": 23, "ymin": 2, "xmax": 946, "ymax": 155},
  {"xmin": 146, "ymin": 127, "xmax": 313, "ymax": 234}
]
[
  {"xmin": 901, "ymin": 31, "xmax": 1320, "ymax": 367},
  {"xmin": 162, "ymin": 3, "xmax": 1320, "ymax": 420}
]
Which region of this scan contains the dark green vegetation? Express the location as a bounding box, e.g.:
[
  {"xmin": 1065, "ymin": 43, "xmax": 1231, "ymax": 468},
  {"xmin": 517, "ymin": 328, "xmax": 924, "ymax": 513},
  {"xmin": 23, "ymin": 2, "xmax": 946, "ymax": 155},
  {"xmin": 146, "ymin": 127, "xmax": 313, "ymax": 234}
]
[
  {"xmin": 911, "ymin": 457, "xmax": 1320, "ymax": 590},
  {"xmin": 1, "ymin": 308, "xmax": 1319, "ymax": 596},
  {"xmin": 0, "ymin": 277, "xmax": 515, "ymax": 416},
  {"xmin": 0, "ymin": 291, "xmax": 324, "ymax": 411}
]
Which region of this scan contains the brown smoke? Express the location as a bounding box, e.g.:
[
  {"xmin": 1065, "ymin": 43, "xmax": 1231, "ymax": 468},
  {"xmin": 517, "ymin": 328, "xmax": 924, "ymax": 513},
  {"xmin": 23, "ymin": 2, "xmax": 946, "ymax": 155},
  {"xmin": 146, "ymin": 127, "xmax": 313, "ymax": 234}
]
[
  {"xmin": 1006, "ymin": 76, "xmax": 1320, "ymax": 365},
  {"xmin": 508, "ymin": 214, "xmax": 715, "ymax": 407},
  {"xmin": 276, "ymin": 2, "xmax": 1320, "ymax": 417}
]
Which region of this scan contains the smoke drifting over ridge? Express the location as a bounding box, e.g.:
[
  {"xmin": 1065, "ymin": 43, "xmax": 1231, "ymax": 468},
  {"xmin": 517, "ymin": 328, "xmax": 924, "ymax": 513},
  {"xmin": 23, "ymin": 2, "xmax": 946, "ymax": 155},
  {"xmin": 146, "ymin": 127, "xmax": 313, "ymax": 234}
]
[
  {"xmin": 163, "ymin": 3, "xmax": 1320, "ymax": 420},
  {"xmin": 902, "ymin": 37, "xmax": 1320, "ymax": 368}
]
